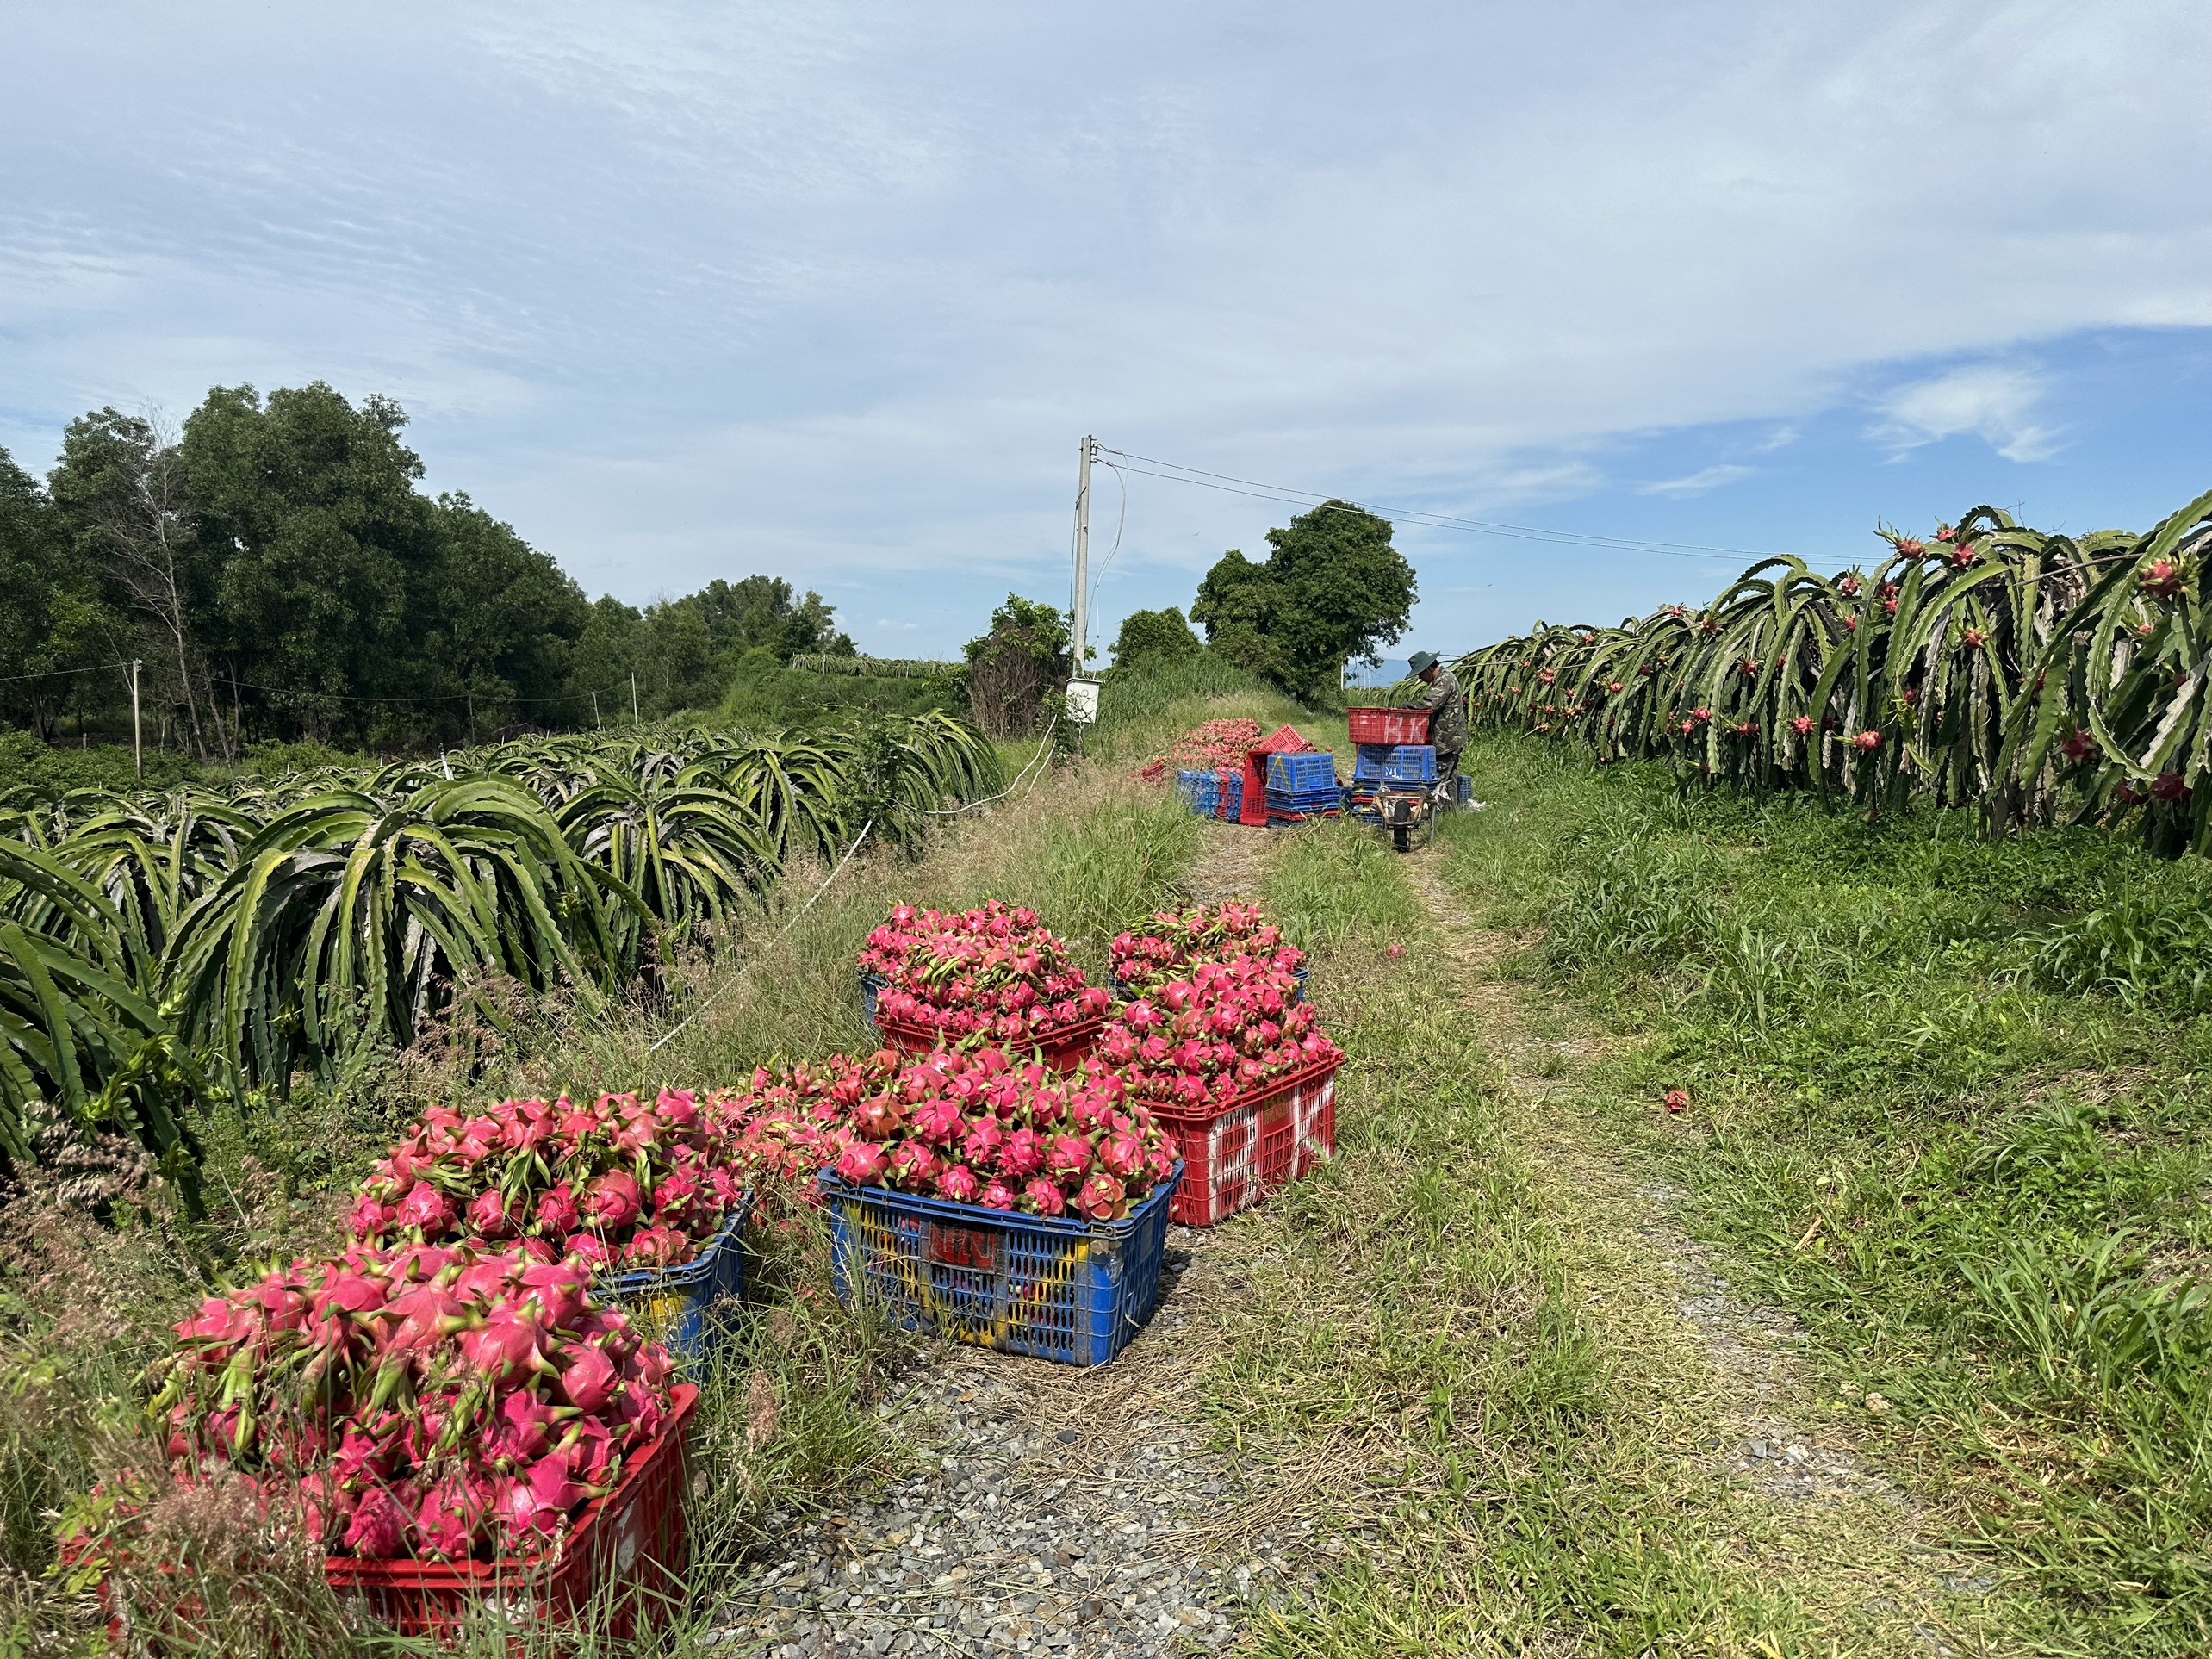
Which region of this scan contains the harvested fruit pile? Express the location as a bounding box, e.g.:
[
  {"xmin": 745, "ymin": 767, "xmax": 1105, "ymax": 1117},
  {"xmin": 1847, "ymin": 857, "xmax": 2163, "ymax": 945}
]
[
  {"xmin": 78, "ymin": 893, "xmax": 1340, "ymax": 1620},
  {"xmin": 829, "ymin": 1050, "xmax": 1177, "ymax": 1221},
  {"xmin": 350, "ymin": 1089, "xmax": 753, "ymax": 1272},
  {"xmin": 1134, "ymin": 717, "xmax": 1264, "ymax": 784},
  {"xmin": 1109, "ymin": 901, "xmax": 1306, "ymax": 997},
  {"xmin": 1099, "ymin": 958, "xmax": 1342, "ymax": 1112},
  {"xmin": 861, "ymin": 901, "xmax": 1109, "ymax": 1047},
  {"xmin": 146, "ymin": 1241, "xmax": 677, "ymax": 1561}
]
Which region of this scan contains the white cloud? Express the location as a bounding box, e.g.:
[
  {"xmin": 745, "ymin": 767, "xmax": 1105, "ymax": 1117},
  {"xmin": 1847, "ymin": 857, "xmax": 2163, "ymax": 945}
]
[
  {"xmin": 1638, "ymin": 464, "xmax": 1755, "ymax": 498},
  {"xmin": 2, "ymin": 0, "xmax": 2210, "ymax": 652},
  {"xmin": 1875, "ymin": 363, "xmax": 2058, "ymax": 462}
]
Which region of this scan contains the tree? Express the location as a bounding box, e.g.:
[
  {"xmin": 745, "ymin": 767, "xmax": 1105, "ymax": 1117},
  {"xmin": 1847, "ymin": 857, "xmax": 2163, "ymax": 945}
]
[
  {"xmin": 964, "ymin": 593, "xmax": 1069, "ymax": 738},
  {"xmin": 1108, "ymin": 606, "xmax": 1202, "ymax": 674},
  {"xmin": 50, "ymin": 409, "xmax": 226, "ymax": 756},
  {"xmin": 0, "ymin": 447, "xmax": 92, "ymax": 742},
  {"xmin": 424, "ymin": 493, "xmax": 590, "ymax": 738},
  {"xmin": 1190, "ymin": 501, "xmax": 1414, "ymax": 696},
  {"xmin": 180, "ymin": 382, "xmax": 438, "ymax": 743},
  {"xmin": 689, "ymin": 576, "xmax": 854, "ymax": 662}
]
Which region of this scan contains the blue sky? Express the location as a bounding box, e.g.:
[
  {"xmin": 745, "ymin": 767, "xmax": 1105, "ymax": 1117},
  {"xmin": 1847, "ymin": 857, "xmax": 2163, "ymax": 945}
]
[{"xmin": 4, "ymin": 2, "xmax": 2210, "ymax": 663}]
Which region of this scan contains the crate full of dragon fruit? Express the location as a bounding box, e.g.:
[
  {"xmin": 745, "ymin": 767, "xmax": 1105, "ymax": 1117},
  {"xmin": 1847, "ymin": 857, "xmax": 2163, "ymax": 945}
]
[
  {"xmin": 816, "ymin": 1166, "xmax": 1181, "ymax": 1366},
  {"xmin": 1148, "ymin": 1056, "xmax": 1339, "ymax": 1227},
  {"xmin": 324, "ymin": 1383, "xmax": 699, "ymax": 1640},
  {"xmin": 595, "ymin": 1199, "xmax": 753, "ymax": 1368}
]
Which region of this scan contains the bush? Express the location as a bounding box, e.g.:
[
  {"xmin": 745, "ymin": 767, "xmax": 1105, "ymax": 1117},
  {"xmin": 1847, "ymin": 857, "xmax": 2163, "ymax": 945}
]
[{"xmin": 0, "ymin": 727, "xmax": 204, "ymax": 794}]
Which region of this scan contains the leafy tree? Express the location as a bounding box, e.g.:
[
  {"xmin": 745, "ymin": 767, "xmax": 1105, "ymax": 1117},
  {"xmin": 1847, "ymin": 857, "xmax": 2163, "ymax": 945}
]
[
  {"xmin": 569, "ymin": 596, "xmax": 646, "ymax": 725},
  {"xmin": 1108, "ymin": 606, "xmax": 1203, "ymax": 675},
  {"xmin": 1190, "ymin": 500, "xmax": 1414, "ymax": 696},
  {"xmin": 180, "ymin": 382, "xmax": 439, "ymax": 743},
  {"xmin": 964, "ymin": 593, "xmax": 1069, "ymax": 738},
  {"xmin": 422, "ymin": 493, "xmax": 591, "ymax": 739},
  {"xmin": 0, "ymin": 447, "xmax": 105, "ymax": 743},
  {"xmin": 690, "ymin": 576, "xmax": 854, "ymax": 662}
]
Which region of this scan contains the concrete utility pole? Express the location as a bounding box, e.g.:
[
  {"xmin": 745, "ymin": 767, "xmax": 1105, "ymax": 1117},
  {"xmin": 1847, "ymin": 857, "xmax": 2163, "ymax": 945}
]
[
  {"xmin": 592, "ymin": 691, "xmax": 601, "ymax": 730},
  {"xmin": 130, "ymin": 659, "xmax": 143, "ymax": 778},
  {"xmin": 1071, "ymin": 434, "xmax": 1094, "ymax": 674},
  {"xmin": 631, "ymin": 673, "xmax": 639, "ymax": 724}
]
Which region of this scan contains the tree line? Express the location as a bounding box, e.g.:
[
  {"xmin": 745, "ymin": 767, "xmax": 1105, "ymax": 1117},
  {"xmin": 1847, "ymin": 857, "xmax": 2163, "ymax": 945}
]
[{"xmin": 0, "ymin": 381, "xmax": 854, "ymax": 756}]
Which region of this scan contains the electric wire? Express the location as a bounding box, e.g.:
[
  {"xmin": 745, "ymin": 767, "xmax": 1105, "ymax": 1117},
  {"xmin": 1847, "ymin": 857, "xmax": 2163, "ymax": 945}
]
[
  {"xmin": 1094, "ymin": 446, "xmax": 1785, "ymax": 562},
  {"xmin": 644, "ymin": 816, "xmax": 873, "ymax": 1056},
  {"xmin": 916, "ymin": 714, "xmax": 1059, "ymax": 815}
]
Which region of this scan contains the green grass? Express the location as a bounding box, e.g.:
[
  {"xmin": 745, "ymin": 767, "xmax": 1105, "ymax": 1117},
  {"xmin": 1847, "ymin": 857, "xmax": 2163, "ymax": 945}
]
[
  {"xmin": 1165, "ymin": 818, "xmax": 1955, "ymax": 1655},
  {"xmin": 1439, "ymin": 731, "xmax": 2212, "ymax": 1656}
]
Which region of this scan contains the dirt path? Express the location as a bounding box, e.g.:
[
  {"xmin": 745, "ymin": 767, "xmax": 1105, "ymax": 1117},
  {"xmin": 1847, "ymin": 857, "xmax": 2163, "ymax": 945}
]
[
  {"xmin": 711, "ymin": 825, "xmax": 1302, "ymax": 1659},
  {"xmin": 1400, "ymin": 853, "xmax": 2000, "ymax": 1655}
]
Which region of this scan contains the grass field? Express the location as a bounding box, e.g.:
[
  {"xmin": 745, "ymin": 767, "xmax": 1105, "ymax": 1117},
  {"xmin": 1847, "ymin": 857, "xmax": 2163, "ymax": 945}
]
[
  {"xmin": 12, "ymin": 672, "xmax": 2207, "ymax": 1656},
  {"xmin": 1440, "ymin": 730, "xmax": 2212, "ymax": 1656}
]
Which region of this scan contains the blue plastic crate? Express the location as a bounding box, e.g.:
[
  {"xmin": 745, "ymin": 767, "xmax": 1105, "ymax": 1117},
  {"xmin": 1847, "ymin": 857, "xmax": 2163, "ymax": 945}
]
[
  {"xmin": 817, "ymin": 1165, "xmax": 1182, "ymax": 1366},
  {"xmin": 1264, "ymin": 751, "xmax": 1338, "ymax": 794},
  {"xmin": 1350, "ymin": 743, "xmax": 1395, "ymax": 782},
  {"xmin": 1382, "ymin": 744, "xmax": 1437, "ymax": 783},
  {"xmin": 859, "ymin": 969, "xmax": 885, "ymax": 1028},
  {"xmin": 595, "ymin": 1196, "xmax": 754, "ymax": 1370}
]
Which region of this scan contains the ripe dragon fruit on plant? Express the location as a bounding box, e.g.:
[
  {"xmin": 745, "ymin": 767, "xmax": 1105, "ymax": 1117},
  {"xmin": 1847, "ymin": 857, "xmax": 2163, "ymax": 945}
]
[
  {"xmin": 861, "ymin": 901, "xmax": 1109, "ymax": 1050},
  {"xmin": 1107, "ymin": 902, "xmax": 1307, "ymax": 1000},
  {"xmin": 128, "ymin": 1240, "xmax": 679, "ymax": 1564}
]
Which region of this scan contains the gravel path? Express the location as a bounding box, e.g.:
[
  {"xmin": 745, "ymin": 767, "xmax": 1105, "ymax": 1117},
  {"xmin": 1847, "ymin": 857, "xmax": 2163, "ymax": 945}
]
[
  {"xmin": 711, "ymin": 825, "xmax": 1319, "ymax": 1658},
  {"xmin": 708, "ymin": 1237, "xmax": 1325, "ymax": 1658}
]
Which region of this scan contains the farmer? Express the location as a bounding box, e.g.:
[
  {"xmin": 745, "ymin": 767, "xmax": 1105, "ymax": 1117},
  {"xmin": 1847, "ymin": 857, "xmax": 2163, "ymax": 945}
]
[{"xmin": 1407, "ymin": 650, "xmax": 1465, "ymax": 789}]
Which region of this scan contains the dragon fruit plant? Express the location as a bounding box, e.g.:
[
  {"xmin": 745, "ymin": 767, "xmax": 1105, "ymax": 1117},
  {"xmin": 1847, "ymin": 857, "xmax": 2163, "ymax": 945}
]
[
  {"xmin": 348, "ymin": 1088, "xmax": 752, "ymax": 1274},
  {"xmin": 828, "ymin": 1047, "xmax": 1177, "ymax": 1222},
  {"xmin": 860, "ymin": 901, "xmax": 1111, "ymax": 1049},
  {"xmin": 1098, "ymin": 957, "xmax": 1343, "ymax": 1115},
  {"xmin": 139, "ymin": 1241, "xmax": 678, "ymax": 1561},
  {"xmin": 1108, "ymin": 902, "xmax": 1306, "ymax": 998}
]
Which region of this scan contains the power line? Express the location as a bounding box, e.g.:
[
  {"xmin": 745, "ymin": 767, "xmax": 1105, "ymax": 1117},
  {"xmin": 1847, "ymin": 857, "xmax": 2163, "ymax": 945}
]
[
  {"xmin": 0, "ymin": 660, "xmax": 135, "ymax": 686},
  {"xmin": 1093, "ymin": 446, "xmax": 1789, "ymax": 562}
]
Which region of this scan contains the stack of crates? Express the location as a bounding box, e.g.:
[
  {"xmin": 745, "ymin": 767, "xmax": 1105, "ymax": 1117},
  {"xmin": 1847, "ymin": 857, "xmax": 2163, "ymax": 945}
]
[
  {"xmin": 1351, "ymin": 744, "xmax": 1437, "ymax": 785},
  {"xmin": 1174, "ymin": 767, "xmax": 1242, "ymax": 820},
  {"xmin": 1264, "ymin": 751, "xmax": 1342, "ymax": 823},
  {"xmin": 1176, "ymin": 768, "xmax": 1218, "ymax": 817},
  {"xmin": 1349, "ymin": 743, "xmax": 1438, "ymax": 819}
]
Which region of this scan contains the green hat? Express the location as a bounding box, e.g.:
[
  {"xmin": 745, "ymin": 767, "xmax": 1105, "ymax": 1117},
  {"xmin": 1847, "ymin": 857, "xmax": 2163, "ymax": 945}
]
[{"xmin": 1407, "ymin": 650, "xmax": 1439, "ymax": 674}]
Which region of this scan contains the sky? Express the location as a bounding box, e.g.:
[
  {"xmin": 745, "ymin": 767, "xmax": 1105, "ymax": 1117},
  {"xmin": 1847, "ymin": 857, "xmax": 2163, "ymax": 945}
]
[{"xmin": 4, "ymin": 1, "xmax": 2211, "ymax": 664}]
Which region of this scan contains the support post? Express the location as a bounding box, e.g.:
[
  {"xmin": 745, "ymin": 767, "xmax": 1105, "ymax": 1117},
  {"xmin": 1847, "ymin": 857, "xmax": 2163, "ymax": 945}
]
[
  {"xmin": 1071, "ymin": 434, "xmax": 1093, "ymax": 675},
  {"xmin": 631, "ymin": 673, "xmax": 639, "ymax": 724},
  {"xmin": 130, "ymin": 659, "xmax": 142, "ymax": 778},
  {"xmin": 592, "ymin": 691, "xmax": 601, "ymax": 730}
]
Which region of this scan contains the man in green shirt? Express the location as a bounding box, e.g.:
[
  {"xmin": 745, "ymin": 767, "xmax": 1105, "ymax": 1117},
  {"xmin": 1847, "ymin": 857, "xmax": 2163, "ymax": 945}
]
[{"xmin": 1407, "ymin": 650, "xmax": 1465, "ymax": 788}]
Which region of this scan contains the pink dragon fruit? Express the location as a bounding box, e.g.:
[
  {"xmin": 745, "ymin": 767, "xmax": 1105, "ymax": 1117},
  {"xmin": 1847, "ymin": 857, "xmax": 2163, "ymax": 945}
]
[
  {"xmin": 558, "ymin": 1344, "xmax": 620, "ymax": 1415},
  {"xmin": 582, "ymin": 1170, "xmax": 642, "ymax": 1231},
  {"xmin": 935, "ymin": 1164, "xmax": 982, "ymax": 1204},
  {"xmin": 343, "ymin": 1484, "xmax": 413, "ymax": 1558}
]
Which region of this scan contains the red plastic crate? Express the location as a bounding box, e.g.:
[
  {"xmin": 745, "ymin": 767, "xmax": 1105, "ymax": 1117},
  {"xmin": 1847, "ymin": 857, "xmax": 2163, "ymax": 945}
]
[
  {"xmin": 323, "ymin": 1383, "xmax": 699, "ymax": 1642},
  {"xmin": 1150, "ymin": 1057, "xmax": 1339, "ymax": 1226},
  {"xmin": 875, "ymin": 1014, "xmax": 1104, "ymax": 1071},
  {"xmin": 98, "ymin": 1387, "xmax": 699, "ymax": 1650},
  {"xmin": 1347, "ymin": 706, "xmax": 1433, "ymax": 746}
]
